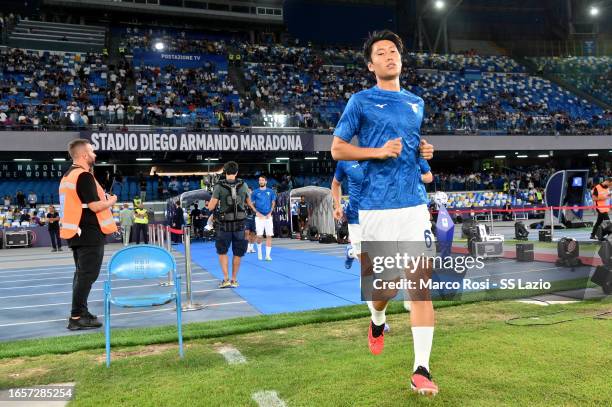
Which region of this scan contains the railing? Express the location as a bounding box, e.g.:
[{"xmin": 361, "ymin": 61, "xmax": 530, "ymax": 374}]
[{"xmin": 0, "ymin": 117, "xmax": 610, "ymax": 135}]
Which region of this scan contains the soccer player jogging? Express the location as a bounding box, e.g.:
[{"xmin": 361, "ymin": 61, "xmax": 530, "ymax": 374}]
[
  {"xmin": 332, "ymin": 158, "xmax": 434, "ymax": 313},
  {"xmin": 331, "ymin": 30, "xmax": 438, "ymax": 396},
  {"xmin": 249, "ymin": 176, "xmax": 276, "ymax": 261},
  {"xmin": 333, "ymin": 159, "xmax": 433, "ymax": 269}
]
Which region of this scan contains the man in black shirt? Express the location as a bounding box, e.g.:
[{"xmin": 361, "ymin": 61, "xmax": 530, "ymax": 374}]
[
  {"xmin": 297, "ymin": 196, "xmax": 311, "ymax": 233},
  {"xmin": 190, "ymin": 203, "xmax": 203, "ymax": 238},
  {"xmin": 16, "ymin": 190, "xmax": 25, "ymax": 208},
  {"xmin": 19, "ymin": 210, "xmax": 31, "ymax": 224},
  {"xmin": 503, "ymin": 200, "xmax": 513, "ymax": 222},
  {"xmin": 64, "ymin": 139, "xmax": 117, "ymax": 330},
  {"xmin": 171, "ymin": 201, "xmax": 184, "ymax": 243},
  {"xmin": 46, "ymin": 204, "xmax": 62, "ymax": 252}
]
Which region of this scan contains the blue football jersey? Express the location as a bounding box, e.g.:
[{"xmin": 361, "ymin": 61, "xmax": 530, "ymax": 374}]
[
  {"xmin": 251, "ymin": 187, "xmax": 276, "ymax": 215},
  {"xmin": 334, "ymin": 86, "xmax": 428, "ymax": 210},
  {"xmin": 333, "ymin": 160, "xmax": 363, "ymax": 225}
]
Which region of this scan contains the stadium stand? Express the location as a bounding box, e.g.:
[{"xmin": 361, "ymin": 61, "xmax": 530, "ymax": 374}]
[
  {"xmin": 8, "ymin": 19, "xmax": 105, "ymax": 53},
  {"xmin": 0, "ymin": 47, "xmax": 130, "ymax": 129},
  {"xmin": 531, "ymin": 56, "xmax": 612, "ymax": 106},
  {"xmin": 0, "ymin": 24, "xmax": 610, "ymax": 134}
]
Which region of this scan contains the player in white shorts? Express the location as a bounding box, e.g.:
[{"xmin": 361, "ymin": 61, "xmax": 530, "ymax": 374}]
[
  {"xmin": 249, "ymin": 175, "xmax": 276, "ymax": 261},
  {"xmin": 331, "ymin": 30, "xmax": 439, "ymax": 396}
]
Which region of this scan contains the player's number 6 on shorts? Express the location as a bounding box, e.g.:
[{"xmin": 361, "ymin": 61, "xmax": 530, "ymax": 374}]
[{"xmin": 424, "ymin": 230, "xmax": 433, "ymax": 248}]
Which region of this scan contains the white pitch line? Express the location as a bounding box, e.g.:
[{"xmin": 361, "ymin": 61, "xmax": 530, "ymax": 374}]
[
  {"xmin": 0, "ymin": 278, "xmax": 218, "ymax": 291},
  {"xmin": 0, "ymin": 266, "xmax": 84, "ymax": 276},
  {"xmin": 0, "ymin": 263, "xmax": 192, "ymax": 278},
  {"xmin": 217, "ymin": 345, "xmax": 247, "ymax": 365},
  {"xmin": 0, "ymin": 255, "xmax": 186, "ymax": 275},
  {"xmin": 0, "ymin": 300, "xmax": 247, "ymax": 328},
  {"xmin": 0, "ymin": 281, "xmax": 220, "ymax": 300},
  {"xmin": 0, "ymin": 271, "xmax": 203, "ymax": 284},
  {"xmin": 0, "ymin": 286, "xmax": 237, "ymax": 311},
  {"xmin": 0, "ymin": 263, "xmax": 192, "ymax": 277},
  {"xmin": 252, "ymin": 391, "xmax": 287, "ymax": 407},
  {"xmin": 516, "ymin": 299, "xmax": 551, "ymax": 306}
]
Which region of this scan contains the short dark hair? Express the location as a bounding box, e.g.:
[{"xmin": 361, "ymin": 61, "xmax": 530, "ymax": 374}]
[
  {"xmin": 259, "ymin": 175, "xmax": 267, "ymax": 180},
  {"xmin": 68, "ymin": 139, "xmax": 91, "ymax": 159},
  {"xmin": 363, "ymin": 30, "xmax": 404, "ymax": 64},
  {"xmin": 223, "ymin": 161, "xmax": 239, "ymax": 175}
]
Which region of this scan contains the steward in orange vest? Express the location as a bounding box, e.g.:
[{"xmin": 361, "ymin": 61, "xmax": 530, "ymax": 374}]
[
  {"xmin": 60, "ymin": 139, "xmax": 118, "ymax": 330},
  {"xmin": 590, "ymin": 178, "xmax": 611, "ymax": 240},
  {"xmin": 59, "ymin": 166, "xmax": 118, "ymax": 238},
  {"xmin": 592, "ymin": 181, "xmax": 610, "ymax": 214}
]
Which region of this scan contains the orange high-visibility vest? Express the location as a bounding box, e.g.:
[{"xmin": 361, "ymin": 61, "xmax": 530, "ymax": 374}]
[
  {"xmin": 59, "ymin": 167, "xmax": 118, "ymax": 239},
  {"xmin": 592, "ymin": 184, "xmax": 610, "ymax": 214}
]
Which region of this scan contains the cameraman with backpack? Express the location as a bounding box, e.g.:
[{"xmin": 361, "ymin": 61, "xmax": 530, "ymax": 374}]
[{"xmin": 207, "ymin": 161, "xmax": 252, "ymax": 288}]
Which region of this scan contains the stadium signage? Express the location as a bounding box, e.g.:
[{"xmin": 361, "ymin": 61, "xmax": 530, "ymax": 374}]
[
  {"xmin": 83, "ymin": 132, "xmax": 314, "ymax": 152},
  {"xmin": 132, "ymin": 51, "xmax": 226, "ymax": 69},
  {"xmin": 0, "ymin": 163, "xmax": 68, "ymax": 178},
  {"xmin": 161, "ymin": 54, "xmax": 202, "ymax": 61}
]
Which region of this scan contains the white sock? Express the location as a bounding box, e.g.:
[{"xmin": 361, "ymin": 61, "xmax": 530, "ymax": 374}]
[
  {"xmin": 257, "ymin": 243, "xmax": 262, "ymax": 257},
  {"xmin": 403, "ymin": 290, "xmax": 411, "ymax": 312},
  {"xmin": 366, "ymin": 301, "xmax": 386, "ymax": 326},
  {"xmin": 412, "ymin": 326, "xmax": 434, "ymax": 372},
  {"xmin": 266, "ymin": 246, "xmax": 271, "ymax": 258},
  {"xmin": 347, "ymin": 245, "xmax": 355, "ymax": 259}
]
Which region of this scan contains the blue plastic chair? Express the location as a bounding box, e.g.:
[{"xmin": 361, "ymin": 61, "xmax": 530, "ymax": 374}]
[{"xmin": 104, "ymin": 245, "xmax": 183, "ymax": 367}]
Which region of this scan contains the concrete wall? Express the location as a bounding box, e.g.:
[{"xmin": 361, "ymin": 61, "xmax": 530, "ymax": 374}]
[{"xmin": 0, "ymin": 132, "xmax": 79, "ymax": 152}]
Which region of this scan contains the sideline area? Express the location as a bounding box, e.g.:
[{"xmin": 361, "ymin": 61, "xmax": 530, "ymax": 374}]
[{"xmin": 0, "ymin": 299, "xmax": 610, "ymax": 406}]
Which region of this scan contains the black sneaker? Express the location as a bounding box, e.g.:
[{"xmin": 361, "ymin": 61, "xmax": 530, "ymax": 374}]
[
  {"xmin": 51, "ymin": 248, "xmax": 58, "ymax": 252},
  {"xmin": 84, "ymin": 311, "xmax": 98, "ymax": 320},
  {"xmin": 58, "ymin": 247, "xmax": 63, "ymax": 251},
  {"xmin": 67, "ymin": 316, "xmax": 102, "ymax": 330}
]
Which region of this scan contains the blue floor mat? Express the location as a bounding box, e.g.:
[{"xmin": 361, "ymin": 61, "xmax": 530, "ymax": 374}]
[{"xmin": 176, "ymin": 242, "xmax": 361, "ymax": 314}]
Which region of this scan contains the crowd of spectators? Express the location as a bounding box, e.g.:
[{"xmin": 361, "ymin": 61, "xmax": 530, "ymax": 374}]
[
  {"xmin": 119, "ymin": 27, "xmax": 228, "ymax": 55},
  {"xmin": 1, "ymin": 33, "xmax": 611, "ymax": 134},
  {"xmin": 0, "ymin": 48, "xmax": 133, "ymax": 129},
  {"xmin": 431, "ymin": 167, "xmax": 553, "ymax": 192},
  {"xmin": 533, "ymin": 56, "xmax": 612, "ymax": 106}
]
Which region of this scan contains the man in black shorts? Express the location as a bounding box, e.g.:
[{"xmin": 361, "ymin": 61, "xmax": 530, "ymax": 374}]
[
  {"xmin": 245, "ymin": 193, "xmax": 257, "ymax": 253},
  {"xmin": 297, "ymin": 196, "xmax": 311, "ymax": 234},
  {"xmin": 190, "ymin": 203, "xmax": 203, "ymax": 239},
  {"xmin": 207, "ymin": 161, "xmax": 252, "ymax": 288}
]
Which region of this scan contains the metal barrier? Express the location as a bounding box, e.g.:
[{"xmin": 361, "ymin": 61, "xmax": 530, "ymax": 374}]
[
  {"xmin": 157, "ymin": 224, "xmax": 165, "ymax": 248},
  {"xmin": 166, "ymin": 226, "xmax": 172, "ymax": 252},
  {"xmin": 181, "ymin": 225, "xmax": 204, "ymax": 311},
  {"xmin": 159, "ymin": 224, "xmax": 174, "ymax": 287},
  {"xmin": 549, "ymin": 206, "xmax": 555, "ymax": 241},
  {"xmin": 149, "ymin": 224, "xmax": 156, "ymax": 245}
]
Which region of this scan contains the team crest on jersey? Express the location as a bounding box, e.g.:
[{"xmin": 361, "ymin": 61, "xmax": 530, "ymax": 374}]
[{"xmin": 407, "ymin": 102, "xmax": 419, "ymax": 113}]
